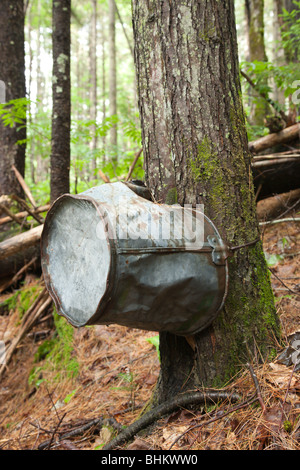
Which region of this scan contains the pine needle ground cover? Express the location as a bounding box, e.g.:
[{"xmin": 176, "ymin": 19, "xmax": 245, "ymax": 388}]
[{"xmin": 0, "ymin": 214, "xmax": 299, "ymax": 450}]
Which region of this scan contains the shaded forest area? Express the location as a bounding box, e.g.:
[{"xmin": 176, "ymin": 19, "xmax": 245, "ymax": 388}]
[{"xmin": 0, "ymin": 0, "xmax": 300, "ymax": 451}]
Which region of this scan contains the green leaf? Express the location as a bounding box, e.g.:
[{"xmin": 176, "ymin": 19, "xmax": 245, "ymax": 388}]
[
  {"xmin": 64, "ymin": 389, "xmax": 77, "ymax": 404},
  {"xmin": 147, "ymin": 335, "xmax": 160, "ymax": 361},
  {"xmin": 264, "ymin": 252, "xmax": 284, "ymax": 267}
]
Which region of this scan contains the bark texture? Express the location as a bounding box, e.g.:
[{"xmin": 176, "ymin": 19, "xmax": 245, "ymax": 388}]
[
  {"xmin": 132, "ymin": 0, "xmax": 280, "ymax": 400},
  {"xmin": 0, "ymin": 0, "xmax": 26, "ymax": 196},
  {"xmin": 50, "ymin": 0, "xmax": 71, "ymax": 203}
]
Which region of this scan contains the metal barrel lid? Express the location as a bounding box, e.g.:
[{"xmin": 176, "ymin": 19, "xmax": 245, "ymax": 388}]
[
  {"xmin": 41, "ymin": 194, "xmax": 114, "ymax": 327},
  {"xmin": 41, "ymin": 182, "xmax": 229, "ymax": 335}
]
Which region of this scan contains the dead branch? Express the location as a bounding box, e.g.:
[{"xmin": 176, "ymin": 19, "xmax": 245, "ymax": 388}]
[
  {"xmin": 0, "ymin": 202, "xmax": 30, "ymax": 228},
  {"xmin": 260, "ymin": 217, "xmax": 300, "ymax": 226},
  {"xmin": 248, "ymin": 123, "xmax": 300, "ymax": 154},
  {"xmin": 125, "ymin": 148, "xmax": 143, "ymax": 182},
  {"xmin": 11, "ymin": 195, "xmax": 45, "ymax": 224},
  {"xmin": 0, "ymin": 204, "xmax": 49, "ymax": 226},
  {"xmin": 247, "ymin": 363, "xmax": 266, "ymax": 413},
  {"xmin": 37, "ymin": 418, "xmax": 103, "ymax": 450},
  {"xmin": 252, "ymin": 156, "xmax": 300, "ymax": 168},
  {"xmin": 47, "ymin": 412, "xmax": 67, "ymax": 450},
  {"xmin": 11, "ymin": 164, "xmax": 37, "ymax": 209},
  {"xmin": 102, "ymin": 390, "xmax": 241, "ymax": 450},
  {"xmin": 269, "ymin": 268, "xmax": 300, "ymax": 296},
  {"xmin": 0, "ymin": 256, "xmax": 38, "ymax": 294},
  {"xmin": 240, "ymin": 69, "xmax": 288, "ymax": 123},
  {"xmin": 252, "ymin": 150, "xmax": 300, "ymax": 161},
  {"xmin": 98, "ymin": 169, "xmax": 111, "ymax": 184}
]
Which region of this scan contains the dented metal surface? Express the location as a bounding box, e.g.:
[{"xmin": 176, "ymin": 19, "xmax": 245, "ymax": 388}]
[{"xmin": 41, "ymin": 182, "xmax": 229, "ymax": 336}]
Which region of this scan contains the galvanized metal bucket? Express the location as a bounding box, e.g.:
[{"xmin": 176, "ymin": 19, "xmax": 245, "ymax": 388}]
[{"xmin": 41, "ymin": 182, "xmax": 229, "ymax": 336}]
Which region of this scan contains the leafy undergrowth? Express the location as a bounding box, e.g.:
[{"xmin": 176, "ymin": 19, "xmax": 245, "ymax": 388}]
[{"xmin": 0, "ymin": 213, "xmax": 299, "ymax": 451}]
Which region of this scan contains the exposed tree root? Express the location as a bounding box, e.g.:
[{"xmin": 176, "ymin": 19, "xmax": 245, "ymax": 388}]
[{"xmin": 102, "ymin": 390, "xmax": 241, "ymax": 450}]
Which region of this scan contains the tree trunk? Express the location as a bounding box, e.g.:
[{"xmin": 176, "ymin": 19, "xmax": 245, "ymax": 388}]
[
  {"xmin": 275, "ymin": 0, "xmax": 300, "ymax": 63},
  {"xmin": 35, "ymin": 0, "xmax": 48, "ymax": 183},
  {"xmin": 108, "ymin": 0, "xmax": 118, "ymax": 162},
  {"xmin": 0, "ymin": 0, "xmax": 26, "ymax": 197},
  {"xmin": 132, "ymin": 0, "xmax": 280, "ymax": 401},
  {"xmin": 101, "ymin": 13, "xmax": 107, "ymax": 164},
  {"xmin": 272, "ymin": 0, "xmax": 286, "ymax": 110},
  {"xmin": 275, "ymin": 0, "xmax": 300, "ymax": 123},
  {"xmin": 26, "ymin": 1, "xmax": 36, "ymax": 185},
  {"xmin": 245, "ymin": 0, "xmax": 270, "ymax": 126},
  {"xmin": 50, "ymin": 0, "xmax": 71, "ymax": 203},
  {"xmin": 90, "ymin": 0, "xmax": 98, "ymax": 175}
]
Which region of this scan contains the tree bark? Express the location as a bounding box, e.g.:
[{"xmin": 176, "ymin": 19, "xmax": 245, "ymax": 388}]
[
  {"xmin": 0, "ymin": 0, "xmax": 26, "ymax": 197},
  {"xmin": 108, "ymin": 0, "xmax": 118, "ymax": 162},
  {"xmin": 132, "ymin": 0, "xmax": 280, "ymax": 401},
  {"xmin": 26, "ymin": 1, "xmax": 36, "ymax": 184},
  {"xmin": 50, "ymin": 0, "xmax": 71, "ymax": 203}
]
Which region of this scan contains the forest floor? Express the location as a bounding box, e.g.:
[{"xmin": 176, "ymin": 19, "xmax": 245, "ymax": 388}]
[{"xmin": 0, "ymin": 211, "xmax": 299, "ymax": 451}]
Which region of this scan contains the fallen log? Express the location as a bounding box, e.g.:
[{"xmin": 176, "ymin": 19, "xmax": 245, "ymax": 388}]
[
  {"xmin": 256, "ymin": 188, "xmax": 300, "ymax": 221},
  {"xmin": 0, "ymin": 225, "xmax": 43, "ymax": 262},
  {"xmin": 249, "ymin": 123, "xmax": 300, "ymax": 154}
]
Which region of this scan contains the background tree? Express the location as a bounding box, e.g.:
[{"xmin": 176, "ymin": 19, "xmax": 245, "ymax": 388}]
[
  {"xmin": 89, "ymin": 0, "xmax": 98, "ymax": 175},
  {"xmin": 132, "ymin": 0, "xmax": 280, "ymax": 401},
  {"xmin": 275, "ymin": 0, "xmax": 300, "ymax": 122},
  {"xmin": 245, "ymin": 0, "xmax": 270, "ymax": 126},
  {"xmin": 50, "ymin": 0, "xmax": 71, "ymax": 203},
  {"xmin": 108, "ymin": 0, "xmax": 118, "ymax": 163},
  {"xmin": 0, "ymin": 0, "xmax": 26, "ymax": 197}
]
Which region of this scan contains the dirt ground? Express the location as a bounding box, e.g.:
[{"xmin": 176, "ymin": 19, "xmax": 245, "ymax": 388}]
[{"xmin": 0, "ymin": 212, "xmax": 299, "ymax": 451}]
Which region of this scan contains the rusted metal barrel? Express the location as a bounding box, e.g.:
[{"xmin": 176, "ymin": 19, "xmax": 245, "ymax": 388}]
[{"xmin": 41, "ymin": 182, "xmax": 229, "ymax": 336}]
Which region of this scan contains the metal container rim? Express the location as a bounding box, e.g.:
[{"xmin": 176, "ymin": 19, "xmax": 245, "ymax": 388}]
[{"xmin": 41, "ymin": 193, "xmax": 117, "ymax": 327}]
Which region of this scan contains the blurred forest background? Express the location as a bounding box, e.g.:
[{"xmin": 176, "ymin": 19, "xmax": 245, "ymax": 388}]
[{"xmin": 0, "ymin": 0, "xmax": 299, "ymax": 206}]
